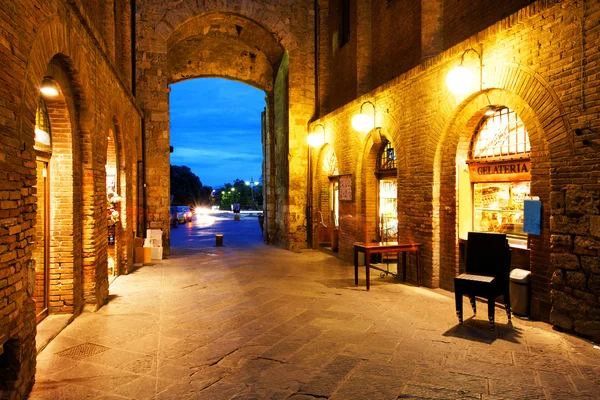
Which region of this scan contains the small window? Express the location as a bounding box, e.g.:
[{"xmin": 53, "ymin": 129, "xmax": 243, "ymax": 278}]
[
  {"xmin": 471, "ymin": 107, "xmax": 530, "ymax": 161},
  {"xmin": 376, "ymin": 140, "xmax": 396, "ymax": 173},
  {"xmin": 340, "ymin": 0, "xmax": 350, "ymax": 47}
]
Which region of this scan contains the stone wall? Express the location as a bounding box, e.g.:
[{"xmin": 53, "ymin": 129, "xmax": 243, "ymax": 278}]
[
  {"xmin": 136, "ymin": 0, "xmax": 316, "ymax": 251},
  {"xmin": 312, "ymin": 0, "xmax": 600, "ymax": 340},
  {"xmin": 0, "ymin": 0, "xmax": 142, "ymax": 396}
]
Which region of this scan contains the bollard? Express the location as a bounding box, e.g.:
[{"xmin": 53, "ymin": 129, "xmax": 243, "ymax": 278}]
[{"xmin": 216, "ymin": 234, "xmax": 224, "ymax": 247}]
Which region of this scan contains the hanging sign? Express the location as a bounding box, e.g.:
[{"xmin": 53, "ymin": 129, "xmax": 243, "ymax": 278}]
[{"xmin": 469, "ymin": 160, "xmax": 531, "ymax": 183}]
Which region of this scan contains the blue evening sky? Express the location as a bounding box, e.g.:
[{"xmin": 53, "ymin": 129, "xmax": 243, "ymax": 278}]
[{"xmin": 169, "ymin": 78, "xmax": 265, "ymax": 187}]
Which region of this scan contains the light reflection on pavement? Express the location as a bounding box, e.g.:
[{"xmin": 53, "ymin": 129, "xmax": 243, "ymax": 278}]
[{"xmin": 170, "ymin": 210, "xmax": 265, "ymax": 250}]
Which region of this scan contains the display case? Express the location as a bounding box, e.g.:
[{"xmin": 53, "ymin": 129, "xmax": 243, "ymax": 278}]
[{"xmin": 473, "ymin": 181, "xmax": 530, "ymax": 238}]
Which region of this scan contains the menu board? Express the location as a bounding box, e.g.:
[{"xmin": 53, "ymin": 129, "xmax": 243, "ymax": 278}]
[{"xmin": 339, "ymin": 175, "xmax": 352, "ymax": 201}]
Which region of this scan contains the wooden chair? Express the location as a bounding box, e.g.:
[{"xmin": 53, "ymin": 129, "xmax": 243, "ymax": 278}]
[{"xmin": 454, "ymin": 232, "xmax": 512, "ymax": 329}]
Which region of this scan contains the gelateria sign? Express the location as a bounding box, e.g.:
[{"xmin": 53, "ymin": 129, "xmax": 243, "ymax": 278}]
[{"xmin": 469, "ymin": 160, "xmax": 531, "ymax": 183}]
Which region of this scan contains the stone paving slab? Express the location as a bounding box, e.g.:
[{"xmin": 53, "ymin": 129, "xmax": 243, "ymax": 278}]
[{"xmin": 29, "ymin": 232, "xmax": 600, "ymax": 399}]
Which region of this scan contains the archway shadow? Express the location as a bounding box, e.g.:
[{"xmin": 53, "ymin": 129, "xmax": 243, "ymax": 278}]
[{"xmin": 443, "ymin": 317, "xmax": 524, "ymax": 345}]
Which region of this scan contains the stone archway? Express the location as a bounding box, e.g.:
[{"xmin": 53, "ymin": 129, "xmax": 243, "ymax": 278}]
[{"xmin": 137, "ymin": 0, "xmax": 315, "ymax": 252}]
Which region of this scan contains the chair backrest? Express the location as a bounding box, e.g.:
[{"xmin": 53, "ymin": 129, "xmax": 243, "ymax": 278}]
[{"xmin": 466, "ymin": 232, "xmax": 511, "ymax": 280}]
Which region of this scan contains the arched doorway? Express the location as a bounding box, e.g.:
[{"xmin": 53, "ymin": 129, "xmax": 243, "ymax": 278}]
[
  {"xmin": 106, "ymin": 128, "xmax": 121, "ymax": 280},
  {"xmin": 376, "ymin": 139, "xmax": 398, "ymax": 242},
  {"xmin": 457, "ymin": 106, "xmax": 531, "ymax": 247},
  {"xmin": 316, "ymin": 145, "xmax": 339, "ymax": 251},
  {"xmin": 33, "ymin": 96, "xmax": 52, "ymax": 322},
  {"xmin": 32, "ymin": 66, "xmax": 80, "ymax": 320}
]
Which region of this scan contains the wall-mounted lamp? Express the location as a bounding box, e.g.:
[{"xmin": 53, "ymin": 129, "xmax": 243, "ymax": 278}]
[
  {"xmin": 40, "ymin": 76, "xmax": 59, "ymax": 97},
  {"xmin": 307, "ymin": 124, "xmax": 326, "ymax": 148},
  {"xmin": 446, "ymin": 48, "xmax": 483, "ymax": 95},
  {"xmin": 352, "ymin": 101, "xmax": 379, "ymax": 132}
]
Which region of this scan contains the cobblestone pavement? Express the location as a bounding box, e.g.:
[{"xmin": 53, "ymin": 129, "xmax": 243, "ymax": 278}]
[{"xmin": 29, "ymin": 215, "xmax": 600, "ymax": 399}]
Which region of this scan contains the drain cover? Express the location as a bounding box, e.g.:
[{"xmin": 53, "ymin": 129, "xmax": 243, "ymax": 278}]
[{"xmin": 56, "ymin": 343, "xmax": 110, "ymax": 360}]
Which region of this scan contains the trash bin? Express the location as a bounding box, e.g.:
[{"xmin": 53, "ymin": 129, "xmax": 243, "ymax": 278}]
[{"xmin": 510, "ymin": 268, "xmax": 531, "ymax": 317}]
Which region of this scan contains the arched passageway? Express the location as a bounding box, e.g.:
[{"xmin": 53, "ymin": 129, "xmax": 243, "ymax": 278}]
[{"xmin": 136, "ymin": 1, "xmax": 315, "ymax": 252}]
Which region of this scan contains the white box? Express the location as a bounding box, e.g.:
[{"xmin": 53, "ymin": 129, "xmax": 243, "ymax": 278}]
[
  {"xmin": 144, "ymin": 238, "xmax": 161, "ymax": 247},
  {"xmin": 147, "ymin": 229, "xmax": 162, "ymax": 240},
  {"xmin": 150, "ymin": 246, "xmax": 163, "ymax": 260}
]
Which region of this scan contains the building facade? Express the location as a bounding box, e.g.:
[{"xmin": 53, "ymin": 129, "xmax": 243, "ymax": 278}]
[
  {"xmin": 310, "ymin": 0, "xmax": 600, "ymax": 339},
  {"xmin": 1, "ymin": 0, "xmax": 600, "ymax": 397},
  {"xmin": 0, "ymin": 0, "xmax": 142, "ymax": 397}
]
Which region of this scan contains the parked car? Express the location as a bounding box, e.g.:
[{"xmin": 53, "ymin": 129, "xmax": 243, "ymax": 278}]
[{"xmin": 172, "ymin": 205, "xmax": 193, "ymax": 223}]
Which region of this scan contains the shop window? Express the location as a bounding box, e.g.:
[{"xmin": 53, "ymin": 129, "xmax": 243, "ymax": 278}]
[
  {"xmin": 376, "ymin": 139, "xmax": 397, "ymax": 241},
  {"xmin": 460, "ymin": 107, "xmax": 531, "ymax": 243}
]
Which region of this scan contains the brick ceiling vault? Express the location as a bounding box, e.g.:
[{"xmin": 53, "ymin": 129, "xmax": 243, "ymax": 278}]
[{"xmin": 166, "ymin": 12, "xmax": 285, "ymax": 92}]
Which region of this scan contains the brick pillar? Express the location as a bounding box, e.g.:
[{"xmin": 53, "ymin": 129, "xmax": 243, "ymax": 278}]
[
  {"xmin": 102, "ymin": 0, "xmax": 116, "ymax": 63},
  {"xmin": 136, "ymin": 53, "xmax": 171, "ymax": 254},
  {"xmin": 356, "ymin": 0, "xmax": 372, "ymax": 97},
  {"xmin": 317, "ymin": 0, "xmax": 330, "ymax": 116},
  {"xmin": 119, "ymin": 0, "xmax": 133, "ymax": 89},
  {"xmin": 421, "ymin": 0, "xmax": 444, "ymax": 60}
]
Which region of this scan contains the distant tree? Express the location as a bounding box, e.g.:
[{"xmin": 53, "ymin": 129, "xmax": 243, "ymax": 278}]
[
  {"xmin": 216, "ymin": 178, "xmax": 264, "ymax": 210},
  {"xmin": 170, "ymin": 165, "xmax": 212, "ymax": 206}
]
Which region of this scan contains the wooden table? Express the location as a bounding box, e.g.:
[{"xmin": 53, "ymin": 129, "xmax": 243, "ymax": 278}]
[{"xmin": 353, "ymin": 242, "xmax": 422, "ymax": 290}]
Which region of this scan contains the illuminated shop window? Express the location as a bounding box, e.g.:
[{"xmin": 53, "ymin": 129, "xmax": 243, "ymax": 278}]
[
  {"xmin": 35, "ymin": 97, "xmax": 52, "ymax": 152},
  {"xmin": 468, "ymin": 107, "xmax": 530, "ymax": 240},
  {"xmin": 376, "ymin": 139, "xmax": 397, "ymax": 241}
]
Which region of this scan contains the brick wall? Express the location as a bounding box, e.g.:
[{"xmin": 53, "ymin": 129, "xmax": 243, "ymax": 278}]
[
  {"xmin": 443, "ymin": 0, "xmax": 532, "ymax": 50},
  {"xmin": 0, "ymin": 0, "xmax": 141, "ymax": 396},
  {"xmin": 312, "ymin": 0, "xmax": 600, "ymax": 340},
  {"xmin": 328, "ymin": 0, "xmax": 358, "ymax": 111},
  {"xmin": 370, "ymin": 0, "xmax": 422, "ymax": 89}
]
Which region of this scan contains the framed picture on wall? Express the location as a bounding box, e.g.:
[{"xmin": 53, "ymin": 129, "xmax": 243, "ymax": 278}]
[{"xmin": 339, "ymin": 174, "xmax": 353, "ymax": 201}]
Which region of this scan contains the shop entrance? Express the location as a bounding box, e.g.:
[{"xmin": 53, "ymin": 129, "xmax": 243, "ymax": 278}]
[
  {"xmin": 34, "ymin": 160, "xmax": 49, "ymax": 322},
  {"xmin": 33, "ymin": 97, "xmax": 52, "ymax": 323},
  {"xmin": 376, "ymin": 140, "xmax": 398, "ymax": 242},
  {"xmin": 106, "ymin": 129, "xmax": 120, "ymax": 279},
  {"xmin": 316, "ymin": 145, "xmax": 339, "ymax": 251}
]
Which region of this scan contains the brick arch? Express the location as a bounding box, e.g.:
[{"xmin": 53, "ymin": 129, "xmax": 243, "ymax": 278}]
[
  {"xmin": 356, "ymin": 130, "xmax": 404, "ymax": 243},
  {"xmin": 314, "ymin": 144, "xmax": 338, "ymax": 230},
  {"xmin": 430, "ymin": 63, "xmax": 571, "ymax": 291},
  {"xmin": 153, "ymin": 0, "xmax": 299, "ymax": 52},
  {"xmin": 21, "ymin": 15, "xmax": 101, "ymax": 307}
]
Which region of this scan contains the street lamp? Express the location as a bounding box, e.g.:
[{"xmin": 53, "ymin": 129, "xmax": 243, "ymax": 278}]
[
  {"xmin": 245, "ymin": 179, "xmax": 260, "ymax": 208},
  {"xmin": 446, "ymin": 48, "xmax": 483, "ymax": 95},
  {"xmin": 40, "ymin": 76, "xmax": 59, "ymax": 97},
  {"xmin": 352, "ymin": 101, "xmax": 378, "ymax": 133},
  {"xmin": 307, "ymin": 124, "xmax": 326, "ymax": 148}
]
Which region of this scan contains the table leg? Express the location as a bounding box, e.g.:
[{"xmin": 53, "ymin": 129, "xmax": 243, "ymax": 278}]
[
  {"xmin": 402, "ymin": 252, "xmax": 407, "ymax": 282},
  {"xmin": 354, "ymin": 247, "xmax": 359, "ymax": 286},
  {"xmin": 366, "ymin": 250, "xmax": 370, "ymax": 291}
]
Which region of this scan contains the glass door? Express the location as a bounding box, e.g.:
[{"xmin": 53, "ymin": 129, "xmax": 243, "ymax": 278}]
[
  {"xmin": 379, "ymin": 178, "xmax": 398, "ymax": 241},
  {"xmin": 331, "ymin": 179, "xmax": 339, "ymax": 252},
  {"xmin": 34, "ymin": 160, "xmax": 50, "ymax": 322}
]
